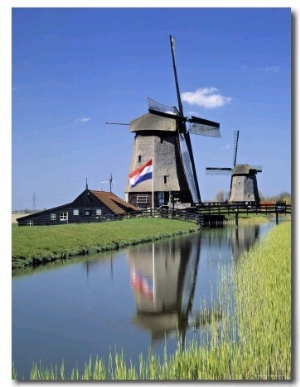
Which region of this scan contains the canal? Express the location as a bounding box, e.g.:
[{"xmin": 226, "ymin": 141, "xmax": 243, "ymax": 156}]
[{"xmin": 12, "ymin": 221, "xmax": 275, "ymax": 379}]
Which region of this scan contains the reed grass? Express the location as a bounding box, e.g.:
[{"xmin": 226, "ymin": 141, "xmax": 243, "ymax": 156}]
[{"xmin": 13, "ymin": 222, "xmax": 291, "ymax": 380}]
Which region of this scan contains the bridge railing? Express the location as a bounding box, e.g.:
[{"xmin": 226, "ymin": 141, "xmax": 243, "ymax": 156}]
[{"xmin": 80, "ymin": 203, "xmax": 291, "ymax": 225}]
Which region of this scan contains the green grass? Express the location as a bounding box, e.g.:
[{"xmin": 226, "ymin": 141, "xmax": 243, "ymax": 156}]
[
  {"xmin": 12, "ymin": 218, "xmax": 199, "ymax": 270},
  {"xmin": 13, "ymin": 221, "xmax": 291, "ymax": 380}
]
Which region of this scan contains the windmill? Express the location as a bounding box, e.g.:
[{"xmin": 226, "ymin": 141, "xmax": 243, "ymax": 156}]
[
  {"xmin": 206, "ymin": 130, "xmax": 262, "ymax": 205},
  {"xmin": 124, "ymin": 35, "xmax": 221, "ymax": 209}
]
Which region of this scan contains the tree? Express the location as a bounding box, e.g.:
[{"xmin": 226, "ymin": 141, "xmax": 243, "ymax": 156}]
[{"xmin": 215, "ymin": 190, "xmax": 225, "ymax": 202}]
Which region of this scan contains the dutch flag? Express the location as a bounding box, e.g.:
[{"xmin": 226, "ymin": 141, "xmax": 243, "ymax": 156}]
[
  {"xmin": 130, "ymin": 269, "xmax": 154, "ymax": 301},
  {"xmin": 129, "ymin": 159, "xmax": 153, "ymax": 188}
]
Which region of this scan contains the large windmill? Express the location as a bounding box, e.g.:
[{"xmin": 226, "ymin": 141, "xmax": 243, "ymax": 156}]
[
  {"xmin": 206, "ymin": 130, "xmax": 262, "ymax": 206},
  {"xmin": 124, "ymin": 36, "xmax": 221, "ymax": 209}
]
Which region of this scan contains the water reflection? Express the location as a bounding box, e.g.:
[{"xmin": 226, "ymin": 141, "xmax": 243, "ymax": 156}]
[
  {"xmin": 127, "ymin": 225, "xmax": 262, "ymax": 346},
  {"xmin": 128, "ymin": 234, "xmax": 208, "ymax": 346},
  {"xmin": 231, "ymin": 225, "xmax": 260, "ymax": 261}
]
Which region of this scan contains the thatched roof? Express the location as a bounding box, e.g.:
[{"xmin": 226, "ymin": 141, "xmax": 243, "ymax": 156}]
[
  {"xmin": 232, "ymin": 164, "xmax": 261, "ymax": 175},
  {"xmin": 89, "ymin": 190, "xmax": 140, "ymax": 214},
  {"xmin": 130, "ymin": 113, "xmax": 177, "ymax": 133}
]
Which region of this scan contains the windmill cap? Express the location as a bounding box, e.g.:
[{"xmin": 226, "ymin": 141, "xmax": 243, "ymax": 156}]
[
  {"xmin": 232, "ymin": 164, "xmax": 262, "ymax": 175},
  {"xmin": 129, "ymin": 113, "xmax": 177, "ymax": 133}
]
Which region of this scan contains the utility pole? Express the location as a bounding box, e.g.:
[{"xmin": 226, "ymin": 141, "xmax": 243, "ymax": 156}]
[
  {"xmin": 109, "ymin": 173, "xmax": 113, "ymax": 192},
  {"xmin": 32, "ymin": 193, "xmax": 36, "ymax": 212}
]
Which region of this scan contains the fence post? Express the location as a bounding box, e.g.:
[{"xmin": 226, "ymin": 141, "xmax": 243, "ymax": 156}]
[{"xmin": 235, "ymin": 211, "xmax": 239, "ymax": 227}]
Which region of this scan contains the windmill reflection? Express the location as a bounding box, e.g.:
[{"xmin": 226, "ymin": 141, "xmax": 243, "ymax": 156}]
[
  {"xmin": 127, "ymin": 233, "xmax": 202, "ymax": 345},
  {"xmin": 231, "ymin": 225, "xmax": 260, "ymax": 261}
]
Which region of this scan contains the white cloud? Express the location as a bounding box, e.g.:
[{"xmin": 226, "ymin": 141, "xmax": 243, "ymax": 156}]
[
  {"xmin": 75, "ymin": 117, "xmax": 91, "ymax": 123},
  {"xmin": 181, "ymin": 87, "xmax": 232, "ymax": 108}
]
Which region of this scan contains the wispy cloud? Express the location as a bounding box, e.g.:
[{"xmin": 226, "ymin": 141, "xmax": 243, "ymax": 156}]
[
  {"xmin": 258, "ymin": 66, "xmax": 280, "ymax": 72},
  {"xmin": 75, "ymin": 117, "xmax": 91, "ymax": 123},
  {"xmin": 12, "ymin": 86, "xmax": 17, "ymax": 91},
  {"xmin": 181, "ymin": 87, "xmax": 232, "ymax": 108}
]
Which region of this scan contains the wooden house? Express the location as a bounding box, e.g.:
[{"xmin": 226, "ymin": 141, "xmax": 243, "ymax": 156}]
[{"xmin": 17, "ymin": 188, "xmax": 141, "ymax": 226}]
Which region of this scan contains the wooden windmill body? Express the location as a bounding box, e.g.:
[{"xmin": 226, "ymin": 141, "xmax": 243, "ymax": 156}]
[
  {"xmin": 124, "ymin": 36, "xmax": 221, "ymax": 210},
  {"xmin": 206, "ymin": 130, "xmax": 262, "ymax": 205}
]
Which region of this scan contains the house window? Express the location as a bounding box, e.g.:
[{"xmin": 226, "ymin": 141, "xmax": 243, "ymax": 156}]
[
  {"xmin": 96, "ymin": 209, "xmax": 102, "ymax": 216},
  {"xmin": 60, "ymin": 212, "xmax": 68, "ymax": 221},
  {"xmin": 50, "ymin": 213, "xmax": 56, "ymax": 220},
  {"xmin": 73, "ymin": 209, "xmax": 79, "ymax": 216},
  {"xmin": 138, "ymin": 155, "xmax": 142, "ymax": 163},
  {"xmin": 164, "ymin": 175, "xmax": 168, "ymax": 184},
  {"xmin": 85, "ymin": 209, "xmax": 91, "ymax": 216},
  {"xmin": 137, "ymin": 195, "xmax": 148, "ymax": 204},
  {"xmin": 27, "ymin": 220, "xmax": 33, "ymax": 226}
]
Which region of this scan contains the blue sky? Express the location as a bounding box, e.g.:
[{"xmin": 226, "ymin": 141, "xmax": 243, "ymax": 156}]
[{"xmin": 11, "ymin": 7, "xmax": 291, "ymax": 210}]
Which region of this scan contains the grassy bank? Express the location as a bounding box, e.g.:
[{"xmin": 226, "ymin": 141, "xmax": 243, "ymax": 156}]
[
  {"xmin": 12, "ymin": 218, "xmax": 199, "ymax": 271},
  {"xmin": 13, "ymin": 222, "xmax": 291, "ymax": 380}
]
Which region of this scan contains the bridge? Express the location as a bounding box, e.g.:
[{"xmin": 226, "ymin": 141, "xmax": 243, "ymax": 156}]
[
  {"xmin": 194, "ymin": 202, "xmax": 291, "ymax": 228},
  {"xmin": 158, "ymin": 202, "xmax": 291, "ymax": 228}
]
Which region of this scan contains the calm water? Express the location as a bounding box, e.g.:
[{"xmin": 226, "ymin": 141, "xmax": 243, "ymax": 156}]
[{"xmin": 12, "ymin": 222, "xmax": 275, "ymax": 379}]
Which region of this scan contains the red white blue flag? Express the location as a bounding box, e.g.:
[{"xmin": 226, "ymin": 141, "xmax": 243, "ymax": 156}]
[
  {"xmin": 130, "ymin": 269, "xmax": 154, "ymax": 301},
  {"xmin": 129, "ymin": 159, "xmax": 153, "ymax": 188}
]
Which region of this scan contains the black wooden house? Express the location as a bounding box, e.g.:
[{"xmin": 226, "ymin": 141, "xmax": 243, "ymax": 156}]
[{"xmin": 17, "ymin": 188, "xmax": 141, "ymax": 226}]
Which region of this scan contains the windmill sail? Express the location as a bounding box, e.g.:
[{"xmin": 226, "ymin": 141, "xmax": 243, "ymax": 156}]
[
  {"xmin": 206, "ymin": 130, "xmax": 240, "ymax": 174},
  {"xmin": 146, "ymin": 36, "xmax": 221, "ymax": 203},
  {"xmin": 206, "ymin": 167, "xmax": 232, "ymax": 174},
  {"xmin": 179, "ymin": 132, "xmax": 201, "ymax": 203},
  {"xmin": 169, "ymin": 35, "xmax": 201, "ymax": 203},
  {"xmin": 189, "ymin": 120, "xmax": 220, "ymax": 137},
  {"xmin": 232, "ymin": 130, "xmax": 239, "ymax": 167},
  {"xmin": 147, "ymin": 97, "xmax": 178, "ymax": 116},
  {"xmin": 170, "ymin": 35, "xmax": 184, "ymax": 116}
]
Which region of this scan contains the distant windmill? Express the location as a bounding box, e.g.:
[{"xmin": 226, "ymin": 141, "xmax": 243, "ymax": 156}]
[
  {"xmin": 206, "ymin": 130, "xmax": 262, "ymax": 205},
  {"xmin": 100, "ymin": 173, "xmax": 114, "ymax": 192}
]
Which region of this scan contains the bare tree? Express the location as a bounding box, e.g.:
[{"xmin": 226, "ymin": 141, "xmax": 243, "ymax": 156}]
[{"xmin": 215, "ymin": 190, "xmax": 225, "ymax": 202}]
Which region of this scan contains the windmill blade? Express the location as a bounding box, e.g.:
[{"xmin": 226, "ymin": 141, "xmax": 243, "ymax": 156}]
[
  {"xmin": 170, "ymin": 35, "xmax": 184, "ymax": 117},
  {"xmin": 188, "ymin": 116, "xmax": 220, "ymax": 138},
  {"xmin": 179, "ymin": 132, "xmax": 201, "ymax": 202},
  {"xmin": 252, "ymin": 165, "xmax": 263, "ymax": 172},
  {"xmin": 147, "ymin": 96, "xmax": 178, "ymax": 116},
  {"xmin": 206, "ymin": 167, "xmax": 232, "ymax": 175},
  {"xmin": 233, "ymin": 130, "xmax": 239, "ymax": 167}
]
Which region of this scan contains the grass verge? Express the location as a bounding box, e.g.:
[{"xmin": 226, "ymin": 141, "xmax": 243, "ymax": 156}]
[{"xmin": 12, "ymin": 218, "xmax": 199, "ymax": 271}]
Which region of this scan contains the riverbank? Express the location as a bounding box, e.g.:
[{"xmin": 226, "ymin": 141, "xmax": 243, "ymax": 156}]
[
  {"xmin": 12, "ymin": 218, "xmax": 199, "ymax": 271},
  {"xmin": 13, "ymin": 221, "xmax": 291, "ymax": 380},
  {"xmin": 12, "ymin": 215, "xmax": 285, "ymax": 271}
]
